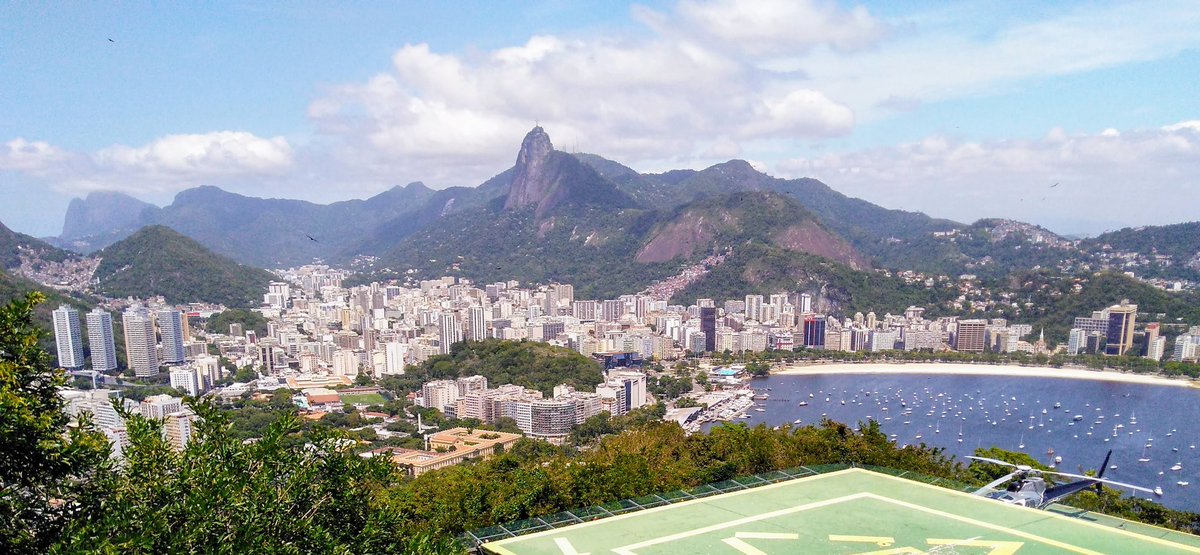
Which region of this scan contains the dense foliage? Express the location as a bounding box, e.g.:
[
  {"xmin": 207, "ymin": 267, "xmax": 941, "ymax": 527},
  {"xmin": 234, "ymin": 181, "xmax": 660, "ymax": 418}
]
[
  {"xmin": 52, "ymin": 403, "xmax": 453, "ymax": 554},
  {"xmin": 92, "ymin": 225, "xmax": 276, "ymax": 307},
  {"xmin": 204, "ymin": 308, "xmax": 269, "ymax": 336},
  {"xmin": 389, "ymin": 419, "xmax": 963, "ymax": 539},
  {"xmin": 399, "ymin": 339, "xmax": 606, "ymax": 396},
  {"xmin": 0, "ymin": 293, "xmax": 109, "ymax": 554}
]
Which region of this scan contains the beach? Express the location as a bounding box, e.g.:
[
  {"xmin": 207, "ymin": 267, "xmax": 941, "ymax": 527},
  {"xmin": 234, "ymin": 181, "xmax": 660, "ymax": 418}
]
[{"xmin": 772, "ymin": 362, "xmax": 1200, "ymax": 389}]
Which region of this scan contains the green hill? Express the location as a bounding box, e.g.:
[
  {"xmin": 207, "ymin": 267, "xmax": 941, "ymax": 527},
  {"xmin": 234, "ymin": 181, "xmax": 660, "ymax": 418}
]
[
  {"xmin": 1006, "ymin": 270, "xmax": 1200, "ymax": 344},
  {"xmin": 672, "ymin": 243, "xmax": 957, "ymax": 315},
  {"xmin": 92, "ymin": 225, "xmax": 275, "ymax": 306},
  {"xmin": 638, "ymin": 191, "xmax": 867, "ymax": 269},
  {"xmin": 0, "ymin": 220, "xmax": 74, "ymax": 270},
  {"xmin": 402, "ymin": 339, "xmax": 605, "ymax": 396}
]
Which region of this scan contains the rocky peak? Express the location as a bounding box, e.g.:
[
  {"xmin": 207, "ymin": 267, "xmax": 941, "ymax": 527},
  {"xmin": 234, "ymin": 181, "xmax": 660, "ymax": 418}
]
[{"xmin": 504, "ymin": 126, "xmax": 557, "ymax": 211}]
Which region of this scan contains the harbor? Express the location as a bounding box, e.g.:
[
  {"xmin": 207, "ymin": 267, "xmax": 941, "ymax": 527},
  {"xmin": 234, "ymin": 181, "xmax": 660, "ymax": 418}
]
[{"xmin": 688, "ymin": 368, "xmax": 1200, "ymax": 512}]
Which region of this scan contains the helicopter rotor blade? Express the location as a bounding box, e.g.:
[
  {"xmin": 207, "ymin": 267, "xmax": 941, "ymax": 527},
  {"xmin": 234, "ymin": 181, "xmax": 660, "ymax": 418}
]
[
  {"xmin": 966, "ymin": 456, "xmax": 1031, "ymax": 471},
  {"xmin": 1039, "ymin": 470, "xmax": 1159, "ymax": 495},
  {"xmin": 973, "ymin": 470, "xmax": 1021, "ymax": 496}
]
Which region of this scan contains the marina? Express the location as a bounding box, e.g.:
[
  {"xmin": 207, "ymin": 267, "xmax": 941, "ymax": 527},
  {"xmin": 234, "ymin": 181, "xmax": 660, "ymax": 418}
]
[{"xmin": 699, "ymin": 370, "xmax": 1200, "ymax": 512}]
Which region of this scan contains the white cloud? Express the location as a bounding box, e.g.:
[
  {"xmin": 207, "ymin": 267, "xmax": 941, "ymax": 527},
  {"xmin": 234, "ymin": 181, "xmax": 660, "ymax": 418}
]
[
  {"xmin": 794, "ymin": 0, "xmax": 1200, "ymax": 122},
  {"xmin": 0, "ymin": 139, "xmax": 71, "ymax": 174},
  {"xmin": 4, "ymin": 0, "xmax": 1198, "ymax": 229},
  {"xmin": 0, "ymin": 132, "xmax": 293, "ymax": 199},
  {"xmin": 94, "ymin": 131, "xmax": 292, "ymax": 177},
  {"xmin": 777, "ymin": 122, "xmax": 1200, "ymax": 234},
  {"xmin": 662, "ymin": 0, "xmax": 886, "ymax": 55}
]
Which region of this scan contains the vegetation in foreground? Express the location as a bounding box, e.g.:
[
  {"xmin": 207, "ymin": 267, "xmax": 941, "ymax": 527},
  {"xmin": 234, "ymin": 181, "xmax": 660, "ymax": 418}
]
[{"xmin": 2, "ymin": 294, "xmax": 1197, "ymax": 555}]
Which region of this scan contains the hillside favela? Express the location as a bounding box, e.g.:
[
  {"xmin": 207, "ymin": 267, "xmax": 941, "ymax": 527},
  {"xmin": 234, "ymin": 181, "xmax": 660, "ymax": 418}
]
[{"xmin": 3, "ymin": 3, "xmax": 1200, "ymax": 555}]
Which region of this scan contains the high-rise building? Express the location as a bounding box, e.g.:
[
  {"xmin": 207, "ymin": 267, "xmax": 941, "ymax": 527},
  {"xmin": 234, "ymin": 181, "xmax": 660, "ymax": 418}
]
[
  {"xmin": 384, "ymin": 342, "xmax": 408, "ymax": 375},
  {"xmin": 467, "ymin": 306, "xmax": 487, "ymax": 341},
  {"xmin": 438, "ymin": 312, "xmax": 461, "ymax": 355},
  {"xmin": 332, "ymin": 349, "xmax": 359, "ymax": 377},
  {"xmin": 140, "ymin": 394, "xmax": 182, "ymax": 420},
  {"xmin": 86, "ymin": 308, "xmax": 118, "ymax": 372},
  {"xmin": 157, "ymin": 309, "xmax": 186, "ymax": 364},
  {"xmin": 123, "ymin": 307, "xmax": 159, "ymax": 378},
  {"xmin": 802, "ymin": 315, "xmax": 826, "ymax": 348},
  {"xmin": 601, "ymin": 299, "xmax": 625, "ymax": 322},
  {"xmin": 799, "ymin": 293, "xmax": 813, "ymax": 314},
  {"xmin": 554, "ymin": 284, "xmax": 574, "ymax": 305},
  {"xmin": 700, "ymin": 307, "xmax": 717, "ymax": 352},
  {"xmin": 1143, "ymin": 322, "xmax": 1161, "ymax": 358},
  {"xmin": 51, "ymin": 305, "xmax": 85, "ymax": 369},
  {"xmin": 1067, "ymin": 328, "xmax": 1086, "ymax": 356},
  {"xmin": 1105, "ymin": 301, "xmax": 1137, "ymax": 356},
  {"xmin": 744, "ymin": 295, "xmax": 764, "ymax": 322},
  {"xmin": 954, "ymin": 320, "xmax": 987, "ymax": 353},
  {"xmin": 163, "ymin": 409, "xmax": 196, "ymax": 451},
  {"xmin": 170, "ymin": 367, "xmax": 201, "ymax": 397}
]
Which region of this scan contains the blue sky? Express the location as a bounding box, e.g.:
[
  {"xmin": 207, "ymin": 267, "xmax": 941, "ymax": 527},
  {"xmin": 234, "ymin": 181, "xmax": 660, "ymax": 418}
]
[{"xmin": 2, "ymin": 0, "xmax": 1198, "ymax": 237}]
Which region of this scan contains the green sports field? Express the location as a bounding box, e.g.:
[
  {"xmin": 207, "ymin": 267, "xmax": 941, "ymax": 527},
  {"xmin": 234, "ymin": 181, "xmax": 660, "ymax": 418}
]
[
  {"xmin": 481, "ymin": 468, "xmax": 1200, "ymax": 555},
  {"xmin": 337, "ymin": 392, "xmax": 386, "ymax": 405}
]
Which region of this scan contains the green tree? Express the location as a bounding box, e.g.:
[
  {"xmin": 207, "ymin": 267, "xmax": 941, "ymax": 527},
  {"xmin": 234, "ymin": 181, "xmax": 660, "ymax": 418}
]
[
  {"xmin": 55, "ymin": 401, "xmax": 459, "ymax": 554},
  {"xmin": 746, "ymin": 361, "xmax": 771, "ymax": 378},
  {"xmin": 0, "ymin": 293, "xmax": 109, "ymax": 554}
]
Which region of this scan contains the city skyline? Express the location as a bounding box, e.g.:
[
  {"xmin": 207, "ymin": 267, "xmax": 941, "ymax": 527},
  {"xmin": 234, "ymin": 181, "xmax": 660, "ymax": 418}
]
[{"xmin": 3, "ymin": 1, "xmax": 1199, "ymax": 237}]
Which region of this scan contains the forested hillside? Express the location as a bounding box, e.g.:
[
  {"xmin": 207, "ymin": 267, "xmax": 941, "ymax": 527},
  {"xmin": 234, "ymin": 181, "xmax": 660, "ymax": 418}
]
[{"xmin": 92, "ymin": 225, "xmax": 275, "ymax": 307}]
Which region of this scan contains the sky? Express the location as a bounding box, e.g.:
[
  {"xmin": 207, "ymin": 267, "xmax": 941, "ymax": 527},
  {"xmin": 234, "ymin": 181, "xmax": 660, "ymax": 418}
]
[{"xmin": 2, "ymin": 0, "xmax": 1198, "ymax": 238}]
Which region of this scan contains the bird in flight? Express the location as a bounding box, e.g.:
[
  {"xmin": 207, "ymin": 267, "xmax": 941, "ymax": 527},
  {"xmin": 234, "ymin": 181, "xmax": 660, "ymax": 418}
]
[
  {"xmin": 305, "ymin": 233, "xmax": 319, "ymax": 243},
  {"xmin": 108, "ymin": 38, "xmax": 115, "ymax": 43},
  {"xmin": 1050, "ymin": 182, "xmax": 1059, "ymax": 188}
]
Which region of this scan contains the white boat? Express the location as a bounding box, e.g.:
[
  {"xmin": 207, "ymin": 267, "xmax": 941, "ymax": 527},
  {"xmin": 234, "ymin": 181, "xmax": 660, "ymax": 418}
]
[
  {"xmin": 1138, "ymin": 446, "xmax": 1151, "ymax": 463},
  {"xmin": 1170, "ymin": 463, "xmax": 1183, "ymax": 471},
  {"xmin": 1178, "ymin": 481, "xmax": 1190, "ymax": 487}
]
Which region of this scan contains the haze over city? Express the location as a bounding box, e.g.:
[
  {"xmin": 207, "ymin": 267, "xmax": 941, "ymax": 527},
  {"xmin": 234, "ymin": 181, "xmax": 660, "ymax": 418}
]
[{"xmin": 3, "ymin": 0, "xmax": 1200, "ymax": 237}]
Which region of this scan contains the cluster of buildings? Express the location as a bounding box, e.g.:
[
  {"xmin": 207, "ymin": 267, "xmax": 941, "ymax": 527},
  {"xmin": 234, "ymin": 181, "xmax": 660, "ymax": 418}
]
[
  {"xmin": 51, "ymin": 303, "xmax": 210, "ymax": 377},
  {"xmin": 205, "ymin": 269, "xmax": 1062, "ymax": 390},
  {"xmin": 1064, "ymin": 300, "xmax": 1200, "ymax": 362},
  {"xmin": 60, "ymin": 390, "xmax": 196, "ymax": 458},
  {"xmin": 415, "ymin": 371, "xmax": 648, "ymax": 443}
]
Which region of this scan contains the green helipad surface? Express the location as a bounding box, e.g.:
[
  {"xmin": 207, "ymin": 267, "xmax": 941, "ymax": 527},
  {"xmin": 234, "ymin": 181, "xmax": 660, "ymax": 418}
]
[{"xmin": 481, "ymin": 468, "xmax": 1200, "ymax": 555}]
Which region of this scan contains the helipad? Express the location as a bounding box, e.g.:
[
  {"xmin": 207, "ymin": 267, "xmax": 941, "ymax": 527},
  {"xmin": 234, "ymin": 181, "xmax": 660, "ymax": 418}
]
[{"xmin": 478, "ymin": 467, "xmax": 1200, "ymax": 554}]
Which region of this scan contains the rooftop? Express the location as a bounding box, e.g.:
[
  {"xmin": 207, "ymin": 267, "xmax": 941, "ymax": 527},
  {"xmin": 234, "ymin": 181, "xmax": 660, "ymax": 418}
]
[{"xmin": 475, "ymin": 466, "xmax": 1200, "ymax": 555}]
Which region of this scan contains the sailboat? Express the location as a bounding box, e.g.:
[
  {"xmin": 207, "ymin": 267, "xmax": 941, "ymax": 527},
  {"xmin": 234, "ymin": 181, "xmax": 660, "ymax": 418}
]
[
  {"xmin": 1018, "ymin": 433, "xmax": 1025, "ymax": 450},
  {"xmin": 1138, "ymin": 446, "xmax": 1151, "ymax": 463}
]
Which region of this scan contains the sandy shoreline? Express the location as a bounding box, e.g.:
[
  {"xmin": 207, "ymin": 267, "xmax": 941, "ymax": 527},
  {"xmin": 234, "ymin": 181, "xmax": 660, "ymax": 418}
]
[{"xmin": 772, "ymin": 362, "xmax": 1200, "ymax": 389}]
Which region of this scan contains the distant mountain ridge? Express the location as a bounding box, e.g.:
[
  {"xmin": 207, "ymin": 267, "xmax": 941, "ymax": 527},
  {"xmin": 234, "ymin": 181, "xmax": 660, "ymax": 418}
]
[{"xmin": 48, "ymin": 127, "xmax": 1200, "ymax": 295}]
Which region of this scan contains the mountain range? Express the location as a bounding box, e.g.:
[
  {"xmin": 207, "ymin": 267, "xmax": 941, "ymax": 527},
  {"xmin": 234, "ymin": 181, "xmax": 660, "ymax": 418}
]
[{"xmin": 30, "ymin": 126, "xmax": 1200, "ymax": 304}]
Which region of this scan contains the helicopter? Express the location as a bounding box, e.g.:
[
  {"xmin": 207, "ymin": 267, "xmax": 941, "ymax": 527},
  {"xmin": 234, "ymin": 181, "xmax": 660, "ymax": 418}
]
[{"xmin": 967, "ymin": 450, "xmax": 1161, "ymax": 509}]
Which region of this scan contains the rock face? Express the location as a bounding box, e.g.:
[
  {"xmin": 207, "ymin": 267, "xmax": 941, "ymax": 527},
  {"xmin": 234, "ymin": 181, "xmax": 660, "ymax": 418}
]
[
  {"xmin": 504, "ymin": 126, "xmax": 557, "ymax": 212},
  {"xmin": 60, "ymin": 191, "xmax": 157, "ymax": 241},
  {"xmin": 502, "ymin": 126, "xmax": 635, "ymax": 218}
]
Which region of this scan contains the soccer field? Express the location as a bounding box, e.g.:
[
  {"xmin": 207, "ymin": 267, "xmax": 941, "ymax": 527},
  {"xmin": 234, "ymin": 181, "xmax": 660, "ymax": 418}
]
[
  {"xmin": 337, "ymin": 392, "xmax": 386, "ymax": 405},
  {"xmin": 481, "ymin": 468, "xmax": 1200, "ymax": 555}
]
